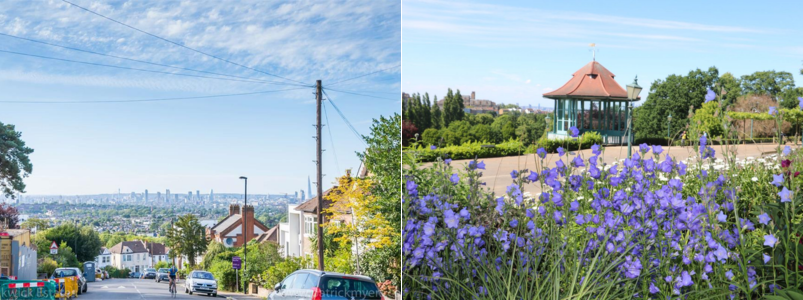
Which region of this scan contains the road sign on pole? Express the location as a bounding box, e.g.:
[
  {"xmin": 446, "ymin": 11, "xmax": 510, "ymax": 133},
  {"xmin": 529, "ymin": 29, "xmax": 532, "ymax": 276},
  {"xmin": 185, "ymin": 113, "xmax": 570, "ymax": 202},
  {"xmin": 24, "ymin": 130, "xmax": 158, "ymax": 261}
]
[
  {"xmin": 50, "ymin": 241, "xmax": 58, "ymax": 255},
  {"xmin": 232, "ymin": 256, "xmax": 241, "ymax": 270}
]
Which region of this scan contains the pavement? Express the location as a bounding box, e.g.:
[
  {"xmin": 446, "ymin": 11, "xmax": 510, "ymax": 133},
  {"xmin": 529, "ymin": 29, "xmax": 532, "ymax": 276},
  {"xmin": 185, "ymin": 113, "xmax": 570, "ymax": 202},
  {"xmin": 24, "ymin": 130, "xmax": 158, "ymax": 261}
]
[
  {"xmin": 445, "ymin": 142, "xmax": 794, "ymax": 197},
  {"xmin": 81, "ymin": 278, "xmax": 264, "ymax": 300}
]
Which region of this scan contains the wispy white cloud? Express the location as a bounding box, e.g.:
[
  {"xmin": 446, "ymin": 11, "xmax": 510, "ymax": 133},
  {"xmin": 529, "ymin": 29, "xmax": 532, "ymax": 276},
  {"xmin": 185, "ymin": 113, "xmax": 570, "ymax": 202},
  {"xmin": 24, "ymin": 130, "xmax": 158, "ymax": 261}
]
[{"xmin": 0, "ymin": 0, "xmax": 400, "ymax": 92}]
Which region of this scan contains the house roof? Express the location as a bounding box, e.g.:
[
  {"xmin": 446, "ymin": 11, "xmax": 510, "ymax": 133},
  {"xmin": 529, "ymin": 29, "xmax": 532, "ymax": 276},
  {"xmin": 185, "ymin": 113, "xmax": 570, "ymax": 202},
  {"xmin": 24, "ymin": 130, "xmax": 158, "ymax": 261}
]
[
  {"xmin": 145, "ymin": 242, "xmax": 169, "ymax": 256},
  {"xmin": 211, "ymin": 215, "xmax": 240, "ymax": 233},
  {"xmin": 109, "ymin": 240, "xmax": 148, "ymax": 254},
  {"xmin": 543, "ymin": 61, "xmax": 633, "ymax": 101},
  {"xmin": 296, "ymin": 188, "xmax": 336, "ymax": 213},
  {"xmin": 256, "ymin": 225, "xmax": 279, "ymax": 243}
]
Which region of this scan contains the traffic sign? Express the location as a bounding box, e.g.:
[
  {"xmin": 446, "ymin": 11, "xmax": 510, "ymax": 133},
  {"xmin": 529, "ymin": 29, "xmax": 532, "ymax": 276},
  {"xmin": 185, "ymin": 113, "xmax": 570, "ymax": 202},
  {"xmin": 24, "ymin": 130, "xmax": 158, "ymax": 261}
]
[
  {"xmin": 232, "ymin": 256, "xmax": 241, "ymax": 270},
  {"xmin": 50, "ymin": 241, "xmax": 58, "ymax": 255}
]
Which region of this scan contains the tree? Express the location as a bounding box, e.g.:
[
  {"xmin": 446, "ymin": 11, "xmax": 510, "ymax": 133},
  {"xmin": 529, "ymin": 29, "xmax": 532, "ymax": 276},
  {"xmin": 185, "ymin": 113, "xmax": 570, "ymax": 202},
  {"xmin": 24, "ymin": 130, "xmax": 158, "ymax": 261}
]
[
  {"xmin": 355, "ymin": 114, "xmax": 401, "ymax": 286},
  {"xmin": 401, "ymin": 120, "xmax": 418, "ymax": 147},
  {"xmin": 779, "ymin": 87, "xmax": 803, "ymax": 110},
  {"xmin": 0, "ymin": 203, "xmax": 19, "ymax": 228},
  {"xmin": 0, "ymin": 121, "xmax": 34, "ymax": 198},
  {"xmin": 718, "ymin": 72, "xmax": 742, "ymax": 109},
  {"xmin": 634, "ymin": 67, "xmax": 719, "ymax": 139},
  {"xmin": 739, "ymin": 70, "xmax": 795, "ymax": 101},
  {"xmin": 430, "ymin": 96, "xmax": 442, "ymax": 130},
  {"xmin": 442, "ymin": 88, "xmax": 465, "ymax": 127},
  {"xmin": 421, "ymin": 128, "xmax": 440, "ymax": 147},
  {"xmin": 21, "ymin": 218, "xmax": 49, "ymax": 230},
  {"xmin": 418, "ymin": 93, "xmax": 432, "ymax": 131},
  {"xmin": 41, "ymin": 223, "xmax": 102, "ymax": 262},
  {"xmin": 165, "ymin": 214, "xmax": 208, "ymax": 268}
]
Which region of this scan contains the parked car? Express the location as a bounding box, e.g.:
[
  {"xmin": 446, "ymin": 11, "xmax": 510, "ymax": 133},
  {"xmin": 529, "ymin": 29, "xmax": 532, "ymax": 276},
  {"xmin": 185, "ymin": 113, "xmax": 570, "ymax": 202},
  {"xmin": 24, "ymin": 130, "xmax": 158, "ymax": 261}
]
[
  {"xmin": 156, "ymin": 268, "xmax": 170, "ymax": 283},
  {"xmin": 141, "ymin": 268, "xmax": 157, "ymax": 279},
  {"xmin": 129, "ymin": 271, "xmax": 141, "ymax": 278},
  {"xmin": 184, "ymin": 270, "xmax": 217, "ymax": 297},
  {"xmin": 268, "ymin": 269, "xmax": 383, "ymax": 300},
  {"xmin": 52, "ymin": 267, "xmax": 87, "ymax": 295}
]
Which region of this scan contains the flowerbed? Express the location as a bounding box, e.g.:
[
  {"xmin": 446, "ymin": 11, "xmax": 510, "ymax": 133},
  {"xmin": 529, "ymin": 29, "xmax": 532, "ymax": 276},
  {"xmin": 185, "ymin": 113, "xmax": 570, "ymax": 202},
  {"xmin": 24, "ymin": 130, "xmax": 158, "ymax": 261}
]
[{"xmin": 403, "ymin": 138, "xmax": 803, "ymax": 299}]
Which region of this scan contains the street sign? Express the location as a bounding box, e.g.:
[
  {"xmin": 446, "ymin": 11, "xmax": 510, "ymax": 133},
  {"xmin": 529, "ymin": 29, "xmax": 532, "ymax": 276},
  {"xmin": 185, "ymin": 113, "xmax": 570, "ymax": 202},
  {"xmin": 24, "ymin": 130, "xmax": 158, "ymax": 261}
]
[
  {"xmin": 232, "ymin": 256, "xmax": 241, "ymax": 270},
  {"xmin": 50, "ymin": 241, "xmax": 58, "ymax": 255}
]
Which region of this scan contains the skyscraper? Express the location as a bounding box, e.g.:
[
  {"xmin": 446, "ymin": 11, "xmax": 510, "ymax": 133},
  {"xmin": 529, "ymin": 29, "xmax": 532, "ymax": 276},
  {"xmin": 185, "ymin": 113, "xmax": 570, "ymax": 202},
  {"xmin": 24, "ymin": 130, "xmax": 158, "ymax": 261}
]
[
  {"xmin": 210, "ymin": 189, "xmax": 214, "ymax": 202},
  {"xmin": 300, "ymin": 190, "xmax": 305, "ymax": 201},
  {"xmin": 145, "ymin": 189, "xmax": 149, "ymax": 202},
  {"xmin": 188, "ymin": 191, "xmax": 192, "ymax": 201},
  {"xmin": 166, "ymin": 189, "xmax": 171, "ymax": 203},
  {"xmin": 157, "ymin": 191, "xmax": 162, "ymax": 201},
  {"xmin": 196, "ymin": 190, "xmax": 200, "ymax": 201}
]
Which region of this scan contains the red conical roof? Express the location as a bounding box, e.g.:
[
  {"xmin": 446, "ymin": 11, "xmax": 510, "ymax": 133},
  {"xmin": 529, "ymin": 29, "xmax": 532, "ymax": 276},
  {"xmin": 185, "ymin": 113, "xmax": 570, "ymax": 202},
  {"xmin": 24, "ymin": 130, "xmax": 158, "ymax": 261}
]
[{"xmin": 543, "ymin": 61, "xmax": 631, "ymax": 100}]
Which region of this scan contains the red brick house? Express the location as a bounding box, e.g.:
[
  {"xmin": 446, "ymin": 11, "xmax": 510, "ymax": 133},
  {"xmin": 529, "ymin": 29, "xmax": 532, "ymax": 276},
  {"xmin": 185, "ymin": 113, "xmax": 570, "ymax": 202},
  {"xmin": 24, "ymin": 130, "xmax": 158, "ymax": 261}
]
[{"xmin": 207, "ymin": 204, "xmax": 269, "ymax": 247}]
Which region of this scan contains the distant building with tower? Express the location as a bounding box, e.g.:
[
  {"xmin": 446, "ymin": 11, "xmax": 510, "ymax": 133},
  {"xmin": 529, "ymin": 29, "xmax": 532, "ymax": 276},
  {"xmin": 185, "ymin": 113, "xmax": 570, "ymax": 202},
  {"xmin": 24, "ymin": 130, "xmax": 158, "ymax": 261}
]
[
  {"xmin": 307, "ymin": 176, "xmax": 313, "ymax": 199},
  {"xmin": 145, "ymin": 190, "xmax": 149, "ymax": 202},
  {"xmin": 166, "ymin": 190, "xmax": 171, "ymax": 203},
  {"xmin": 435, "ymin": 91, "xmax": 498, "ymax": 114},
  {"xmin": 210, "ymin": 190, "xmax": 214, "ymax": 202}
]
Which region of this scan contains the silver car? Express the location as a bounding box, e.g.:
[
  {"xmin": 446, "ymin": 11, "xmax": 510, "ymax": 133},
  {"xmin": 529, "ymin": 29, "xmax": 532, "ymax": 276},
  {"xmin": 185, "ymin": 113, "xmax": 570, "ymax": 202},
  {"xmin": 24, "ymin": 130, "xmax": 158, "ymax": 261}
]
[{"xmin": 184, "ymin": 270, "xmax": 218, "ymax": 297}]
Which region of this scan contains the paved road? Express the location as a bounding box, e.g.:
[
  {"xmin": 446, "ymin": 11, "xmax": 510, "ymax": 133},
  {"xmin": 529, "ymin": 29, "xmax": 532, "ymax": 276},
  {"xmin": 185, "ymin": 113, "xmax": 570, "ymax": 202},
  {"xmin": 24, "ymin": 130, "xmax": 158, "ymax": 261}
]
[{"xmin": 81, "ymin": 278, "xmax": 263, "ymax": 300}]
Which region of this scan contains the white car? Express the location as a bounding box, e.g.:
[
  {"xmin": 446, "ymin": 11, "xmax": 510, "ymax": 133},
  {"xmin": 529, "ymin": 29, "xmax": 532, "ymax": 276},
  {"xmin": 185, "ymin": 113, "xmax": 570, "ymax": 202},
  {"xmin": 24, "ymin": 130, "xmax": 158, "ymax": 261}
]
[{"xmin": 184, "ymin": 270, "xmax": 218, "ymax": 297}]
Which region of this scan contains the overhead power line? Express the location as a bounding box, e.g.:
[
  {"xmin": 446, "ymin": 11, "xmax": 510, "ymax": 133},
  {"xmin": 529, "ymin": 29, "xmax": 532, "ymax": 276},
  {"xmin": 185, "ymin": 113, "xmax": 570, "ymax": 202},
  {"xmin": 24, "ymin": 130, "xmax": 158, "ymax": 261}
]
[
  {"xmin": 0, "ymin": 87, "xmax": 308, "ymax": 104},
  {"xmin": 62, "ymin": 0, "xmax": 307, "ymax": 86},
  {"xmin": 327, "ymin": 65, "xmax": 400, "ymax": 86},
  {"xmin": 322, "ymin": 103, "xmax": 341, "ymax": 173},
  {"xmin": 325, "ymin": 87, "xmax": 400, "ymax": 101},
  {"xmin": 322, "ymin": 89, "xmax": 366, "ymax": 146},
  {"xmin": 0, "ymin": 32, "xmax": 304, "ymax": 87},
  {"xmin": 0, "ymin": 49, "xmax": 307, "ymax": 85}
]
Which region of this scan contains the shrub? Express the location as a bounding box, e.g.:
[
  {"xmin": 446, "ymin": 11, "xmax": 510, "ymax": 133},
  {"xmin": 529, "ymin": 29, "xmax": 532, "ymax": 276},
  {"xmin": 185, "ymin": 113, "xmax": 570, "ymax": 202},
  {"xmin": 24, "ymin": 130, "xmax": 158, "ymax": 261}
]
[
  {"xmin": 421, "ymin": 128, "xmax": 440, "ymax": 147},
  {"xmin": 37, "ymin": 257, "xmax": 57, "ymax": 277},
  {"xmin": 209, "ymin": 260, "xmax": 237, "ymax": 291},
  {"xmin": 260, "ymin": 256, "xmax": 314, "ymax": 290}
]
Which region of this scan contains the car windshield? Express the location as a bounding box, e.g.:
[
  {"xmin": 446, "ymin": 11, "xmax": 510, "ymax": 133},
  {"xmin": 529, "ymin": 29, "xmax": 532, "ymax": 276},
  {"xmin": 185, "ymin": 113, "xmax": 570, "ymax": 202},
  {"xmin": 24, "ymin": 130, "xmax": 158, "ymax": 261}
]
[
  {"xmin": 146, "ymin": 269, "xmax": 156, "ymax": 272},
  {"xmin": 321, "ymin": 277, "xmax": 381, "ymax": 299},
  {"xmin": 54, "ymin": 269, "xmax": 77, "ymax": 277},
  {"xmin": 158, "ymin": 269, "xmax": 169, "ymax": 273},
  {"xmin": 192, "ymin": 272, "xmax": 214, "ymax": 280}
]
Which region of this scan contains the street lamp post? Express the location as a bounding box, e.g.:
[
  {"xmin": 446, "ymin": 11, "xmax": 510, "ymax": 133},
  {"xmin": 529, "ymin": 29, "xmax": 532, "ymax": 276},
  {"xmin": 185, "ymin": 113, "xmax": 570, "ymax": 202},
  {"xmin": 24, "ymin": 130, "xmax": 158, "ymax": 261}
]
[
  {"xmin": 667, "ymin": 113, "xmax": 672, "ymax": 139},
  {"xmin": 239, "ymin": 176, "xmax": 248, "ymax": 294},
  {"xmin": 626, "ymin": 76, "xmax": 643, "ymax": 158}
]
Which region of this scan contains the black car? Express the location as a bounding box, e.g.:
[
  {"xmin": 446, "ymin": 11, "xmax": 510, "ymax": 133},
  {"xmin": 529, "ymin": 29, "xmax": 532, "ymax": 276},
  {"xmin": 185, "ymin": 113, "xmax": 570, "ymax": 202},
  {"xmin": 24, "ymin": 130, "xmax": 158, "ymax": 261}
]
[{"xmin": 269, "ymin": 269, "xmax": 383, "ymax": 300}]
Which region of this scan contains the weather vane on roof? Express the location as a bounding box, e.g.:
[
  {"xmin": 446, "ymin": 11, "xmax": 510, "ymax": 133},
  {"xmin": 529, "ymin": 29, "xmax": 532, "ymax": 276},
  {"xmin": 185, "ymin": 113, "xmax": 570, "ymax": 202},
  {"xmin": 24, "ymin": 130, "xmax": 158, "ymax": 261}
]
[{"xmin": 589, "ymin": 43, "xmax": 597, "ymax": 61}]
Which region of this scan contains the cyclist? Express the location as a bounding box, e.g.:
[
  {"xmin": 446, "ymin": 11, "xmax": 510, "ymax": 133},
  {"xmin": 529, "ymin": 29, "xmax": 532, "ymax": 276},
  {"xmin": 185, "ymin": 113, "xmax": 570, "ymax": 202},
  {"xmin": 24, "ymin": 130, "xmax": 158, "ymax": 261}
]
[{"xmin": 168, "ymin": 264, "xmax": 178, "ymax": 293}]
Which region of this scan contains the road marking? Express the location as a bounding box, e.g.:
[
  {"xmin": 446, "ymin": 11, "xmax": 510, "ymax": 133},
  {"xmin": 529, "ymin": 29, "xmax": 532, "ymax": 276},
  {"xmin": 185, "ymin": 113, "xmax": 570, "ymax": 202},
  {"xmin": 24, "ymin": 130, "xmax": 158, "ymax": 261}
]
[
  {"xmin": 132, "ymin": 283, "xmax": 145, "ymax": 299},
  {"xmin": 101, "ymin": 285, "xmax": 108, "ymax": 289},
  {"xmin": 118, "ymin": 286, "xmax": 125, "ymax": 289}
]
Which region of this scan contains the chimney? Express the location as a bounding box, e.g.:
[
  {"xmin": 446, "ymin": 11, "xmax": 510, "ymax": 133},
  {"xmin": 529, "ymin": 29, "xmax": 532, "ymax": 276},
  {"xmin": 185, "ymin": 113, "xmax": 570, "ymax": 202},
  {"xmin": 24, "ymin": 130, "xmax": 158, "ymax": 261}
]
[
  {"xmin": 240, "ymin": 205, "xmax": 255, "ymax": 243},
  {"xmin": 229, "ymin": 204, "xmax": 240, "ymax": 216},
  {"xmin": 471, "ymin": 91, "xmax": 475, "ymax": 100},
  {"xmin": 345, "ymin": 168, "xmax": 352, "ymax": 177}
]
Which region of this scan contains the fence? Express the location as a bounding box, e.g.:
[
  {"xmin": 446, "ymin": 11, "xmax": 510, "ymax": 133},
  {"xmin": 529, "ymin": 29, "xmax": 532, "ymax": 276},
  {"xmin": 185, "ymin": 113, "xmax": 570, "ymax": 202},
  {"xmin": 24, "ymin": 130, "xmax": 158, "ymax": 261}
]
[{"xmin": 0, "ymin": 280, "xmax": 57, "ymax": 300}]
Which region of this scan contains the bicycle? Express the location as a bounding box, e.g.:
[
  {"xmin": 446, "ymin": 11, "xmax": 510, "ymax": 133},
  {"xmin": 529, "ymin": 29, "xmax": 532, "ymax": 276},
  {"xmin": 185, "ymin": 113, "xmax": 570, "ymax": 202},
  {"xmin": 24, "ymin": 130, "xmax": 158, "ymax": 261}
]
[{"xmin": 169, "ymin": 277, "xmax": 177, "ymax": 298}]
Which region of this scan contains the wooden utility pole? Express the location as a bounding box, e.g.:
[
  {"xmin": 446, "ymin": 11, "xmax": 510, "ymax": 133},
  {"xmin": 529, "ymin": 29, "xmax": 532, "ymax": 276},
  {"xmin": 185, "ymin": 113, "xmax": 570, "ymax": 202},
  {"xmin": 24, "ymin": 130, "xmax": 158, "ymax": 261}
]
[{"xmin": 315, "ymin": 80, "xmax": 325, "ymax": 271}]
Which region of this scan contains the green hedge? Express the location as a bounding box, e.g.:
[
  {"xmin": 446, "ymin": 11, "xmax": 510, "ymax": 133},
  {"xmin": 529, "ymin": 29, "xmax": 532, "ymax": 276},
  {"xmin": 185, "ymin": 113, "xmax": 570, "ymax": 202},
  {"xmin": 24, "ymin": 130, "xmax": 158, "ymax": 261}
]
[{"xmin": 409, "ymin": 132, "xmax": 603, "ymax": 162}]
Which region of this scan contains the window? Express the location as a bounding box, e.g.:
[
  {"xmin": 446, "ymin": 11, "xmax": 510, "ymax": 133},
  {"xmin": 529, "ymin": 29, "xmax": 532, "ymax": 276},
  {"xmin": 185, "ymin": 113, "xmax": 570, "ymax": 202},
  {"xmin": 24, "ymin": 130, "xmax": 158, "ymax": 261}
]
[
  {"xmin": 305, "ymin": 216, "xmax": 317, "ymax": 235},
  {"xmin": 281, "ymin": 274, "xmax": 297, "ymax": 290},
  {"xmin": 300, "ymin": 273, "xmax": 319, "ymax": 289},
  {"xmin": 292, "ymin": 274, "xmax": 309, "ymax": 289}
]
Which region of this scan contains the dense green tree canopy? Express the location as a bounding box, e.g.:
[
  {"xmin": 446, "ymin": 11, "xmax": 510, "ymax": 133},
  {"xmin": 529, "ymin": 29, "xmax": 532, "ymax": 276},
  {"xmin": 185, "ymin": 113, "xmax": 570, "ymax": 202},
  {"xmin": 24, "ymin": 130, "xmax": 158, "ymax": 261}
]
[
  {"xmin": 0, "ymin": 122, "xmax": 34, "ymax": 198},
  {"xmin": 739, "ymin": 70, "xmax": 795, "ymax": 101},
  {"xmin": 633, "ymin": 67, "xmax": 719, "ymax": 139}
]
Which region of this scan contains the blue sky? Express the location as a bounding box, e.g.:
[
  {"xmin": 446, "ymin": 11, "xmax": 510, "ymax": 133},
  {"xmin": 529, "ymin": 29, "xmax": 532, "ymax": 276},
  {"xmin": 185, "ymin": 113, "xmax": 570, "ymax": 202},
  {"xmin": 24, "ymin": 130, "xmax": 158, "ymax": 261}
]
[
  {"xmin": 0, "ymin": 0, "xmax": 400, "ymax": 195},
  {"xmin": 403, "ymin": 0, "xmax": 803, "ymax": 107}
]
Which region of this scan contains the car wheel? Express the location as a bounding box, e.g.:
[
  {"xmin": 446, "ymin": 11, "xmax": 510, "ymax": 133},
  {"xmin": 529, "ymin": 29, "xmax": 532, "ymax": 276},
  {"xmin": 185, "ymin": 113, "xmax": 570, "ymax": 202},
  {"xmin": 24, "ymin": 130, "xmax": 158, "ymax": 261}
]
[
  {"xmin": 212, "ymin": 293, "xmax": 217, "ymax": 297},
  {"xmin": 189, "ymin": 291, "xmax": 193, "ymax": 295}
]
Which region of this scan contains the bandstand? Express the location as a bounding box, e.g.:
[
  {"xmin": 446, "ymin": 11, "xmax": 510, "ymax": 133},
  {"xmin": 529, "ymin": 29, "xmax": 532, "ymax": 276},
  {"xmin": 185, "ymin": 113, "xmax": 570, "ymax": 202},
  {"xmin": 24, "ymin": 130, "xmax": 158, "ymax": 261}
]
[{"xmin": 543, "ymin": 61, "xmax": 641, "ymax": 144}]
